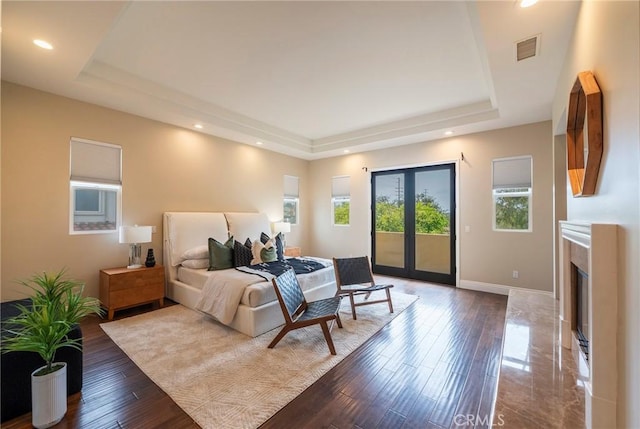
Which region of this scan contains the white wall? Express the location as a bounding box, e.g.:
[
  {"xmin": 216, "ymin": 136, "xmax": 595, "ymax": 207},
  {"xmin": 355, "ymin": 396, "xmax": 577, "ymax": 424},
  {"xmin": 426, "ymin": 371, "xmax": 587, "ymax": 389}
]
[
  {"xmin": 551, "ymin": 1, "xmax": 640, "ymax": 426},
  {"xmin": 308, "ymin": 121, "xmax": 554, "ymax": 292}
]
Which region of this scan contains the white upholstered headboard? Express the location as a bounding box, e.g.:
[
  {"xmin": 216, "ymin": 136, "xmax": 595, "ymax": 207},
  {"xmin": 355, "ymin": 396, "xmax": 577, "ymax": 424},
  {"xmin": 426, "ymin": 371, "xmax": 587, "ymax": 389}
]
[
  {"xmin": 162, "ymin": 211, "xmax": 272, "ymax": 286},
  {"xmin": 163, "ymin": 212, "xmax": 229, "ymax": 268},
  {"xmin": 224, "ymin": 212, "xmax": 271, "ymax": 244}
]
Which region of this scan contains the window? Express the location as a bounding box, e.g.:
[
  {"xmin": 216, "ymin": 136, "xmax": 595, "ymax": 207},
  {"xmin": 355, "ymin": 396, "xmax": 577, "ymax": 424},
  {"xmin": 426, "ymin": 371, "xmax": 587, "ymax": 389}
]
[
  {"xmin": 74, "ymin": 188, "xmax": 105, "ymax": 215},
  {"xmin": 283, "ymin": 175, "xmax": 299, "ymax": 225},
  {"xmin": 492, "ymin": 156, "xmax": 532, "ymax": 232},
  {"xmin": 70, "ymin": 138, "xmax": 122, "ymax": 234},
  {"xmin": 332, "ymin": 176, "xmax": 350, "ymax": 226}
]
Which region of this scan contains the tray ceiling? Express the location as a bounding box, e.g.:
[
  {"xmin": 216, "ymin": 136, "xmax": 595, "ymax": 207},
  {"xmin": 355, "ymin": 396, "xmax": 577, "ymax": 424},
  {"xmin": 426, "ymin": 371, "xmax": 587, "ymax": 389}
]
[{"xmin": 1, "ymin": 1, "xmax": 580, "ymax": 159}]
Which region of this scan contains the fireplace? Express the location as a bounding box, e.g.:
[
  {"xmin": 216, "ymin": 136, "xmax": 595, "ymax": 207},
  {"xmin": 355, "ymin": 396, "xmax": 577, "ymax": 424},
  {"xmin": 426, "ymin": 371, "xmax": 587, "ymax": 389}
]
[
  {"xmin": 573, "ymin": 265, "xmax": 589, "ymax": 361},
  {"xmin": 559, "ymin": 221, "xmax": 617, "ymax": 429}
]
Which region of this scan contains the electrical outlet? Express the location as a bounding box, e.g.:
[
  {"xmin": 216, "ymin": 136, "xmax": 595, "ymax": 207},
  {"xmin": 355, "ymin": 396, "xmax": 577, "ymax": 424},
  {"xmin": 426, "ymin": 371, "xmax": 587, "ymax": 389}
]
[
  {"xmin": 512, "ymin": 270, "xmax": 519, "ymax": 279},
  {"xmin": 151, "ymin": 225, "xmax": 157, "ymax": 234}
]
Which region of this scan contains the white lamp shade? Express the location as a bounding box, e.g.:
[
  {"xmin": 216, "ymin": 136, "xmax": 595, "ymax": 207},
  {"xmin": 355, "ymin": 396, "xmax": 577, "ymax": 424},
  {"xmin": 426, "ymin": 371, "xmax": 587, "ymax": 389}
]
[
  {"xmin": 273, "ymin": 222, "xmax": 291, "ymax": 234},
  {"xmin": 119, "ymin": 225, "xmax": 152, "ymax": 244}
]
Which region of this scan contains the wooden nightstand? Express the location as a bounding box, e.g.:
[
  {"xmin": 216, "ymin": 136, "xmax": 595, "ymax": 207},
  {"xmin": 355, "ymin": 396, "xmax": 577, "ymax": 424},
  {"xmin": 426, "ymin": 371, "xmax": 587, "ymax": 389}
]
[
  {"xmin": 284, "ymin": 246, "xmax": 301, "ymax": 257},
  {"xmin": 100, "ymin": 265, "xmax": 165, "ymax": 320}
]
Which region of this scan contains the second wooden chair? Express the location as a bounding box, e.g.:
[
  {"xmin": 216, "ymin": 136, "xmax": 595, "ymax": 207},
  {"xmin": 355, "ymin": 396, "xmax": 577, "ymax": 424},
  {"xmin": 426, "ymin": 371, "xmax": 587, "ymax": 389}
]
[{"xmin": 332, "ymin": 256, "xmax": 394, "ymax": 320}]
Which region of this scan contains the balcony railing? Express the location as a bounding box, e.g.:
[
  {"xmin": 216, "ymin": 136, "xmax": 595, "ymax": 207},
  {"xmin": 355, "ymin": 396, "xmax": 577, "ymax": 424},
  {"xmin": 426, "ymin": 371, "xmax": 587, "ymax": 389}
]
[{"xmin": 375, "ymin": 231, "xmax": 450, "ymax": 274}]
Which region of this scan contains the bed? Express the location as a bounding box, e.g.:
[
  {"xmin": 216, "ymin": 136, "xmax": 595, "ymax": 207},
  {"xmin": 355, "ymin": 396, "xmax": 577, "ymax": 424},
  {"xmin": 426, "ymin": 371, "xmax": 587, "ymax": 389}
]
[{"xmin": 162, "ymin": 212, "xmax": 337, "ymax": 337}]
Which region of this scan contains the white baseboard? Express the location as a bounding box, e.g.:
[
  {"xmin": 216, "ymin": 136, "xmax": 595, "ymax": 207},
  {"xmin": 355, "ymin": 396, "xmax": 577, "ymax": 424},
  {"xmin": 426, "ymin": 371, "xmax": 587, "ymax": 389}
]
[{"xmin": 458, "ymin": 280, "xmax": 553, "ymax": 296}]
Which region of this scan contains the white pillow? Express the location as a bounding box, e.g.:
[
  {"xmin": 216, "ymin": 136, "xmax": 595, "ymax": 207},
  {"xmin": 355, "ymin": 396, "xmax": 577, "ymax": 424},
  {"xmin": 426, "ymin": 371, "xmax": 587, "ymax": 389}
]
[
  {"xmin": 251, "ymin": 238, "xmax": 276, "ymax": 265},
  {"xmin": 182, "ymin": 245, "xmax": 208, "ymax": 260},
  {"xmin": 181, "ymin": 259, "xmax": 209, "ymax": 269}
]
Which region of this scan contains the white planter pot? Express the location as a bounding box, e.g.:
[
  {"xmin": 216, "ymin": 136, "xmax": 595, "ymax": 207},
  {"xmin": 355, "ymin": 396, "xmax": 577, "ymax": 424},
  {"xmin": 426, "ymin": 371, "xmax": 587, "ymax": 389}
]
[{"xmin": 31, "ymin": 362, "xmax": 67, "ymax": 429}]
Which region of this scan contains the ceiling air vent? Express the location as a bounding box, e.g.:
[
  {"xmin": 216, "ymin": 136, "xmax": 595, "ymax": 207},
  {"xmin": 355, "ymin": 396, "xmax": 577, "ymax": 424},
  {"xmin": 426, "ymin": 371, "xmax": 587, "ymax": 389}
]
[{"xmin": 516, "ymin": 35, "xmax": 540, "ymax": 61}]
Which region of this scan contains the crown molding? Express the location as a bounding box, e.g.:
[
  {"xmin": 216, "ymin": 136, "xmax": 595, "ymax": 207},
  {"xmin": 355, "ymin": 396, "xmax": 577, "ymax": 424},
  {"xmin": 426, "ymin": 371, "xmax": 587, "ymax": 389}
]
[{"xmin": 78, "ymin": 61, "xmax": 500, "ymax": 157}]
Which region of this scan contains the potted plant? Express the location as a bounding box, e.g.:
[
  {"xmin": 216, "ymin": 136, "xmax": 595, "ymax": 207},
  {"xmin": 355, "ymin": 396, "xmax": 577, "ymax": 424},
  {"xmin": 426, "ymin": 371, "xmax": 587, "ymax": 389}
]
[{"xmin": 2, "ymin": 270, "xmax": 102, "ymax": 428}]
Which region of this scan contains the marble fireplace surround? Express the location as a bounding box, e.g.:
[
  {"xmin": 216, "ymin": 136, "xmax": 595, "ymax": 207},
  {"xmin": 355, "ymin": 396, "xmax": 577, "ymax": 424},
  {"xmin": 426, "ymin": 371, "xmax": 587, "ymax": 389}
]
[{"xmin": 559, "ymin": 221, "xmax": 617, "ymax": 429}]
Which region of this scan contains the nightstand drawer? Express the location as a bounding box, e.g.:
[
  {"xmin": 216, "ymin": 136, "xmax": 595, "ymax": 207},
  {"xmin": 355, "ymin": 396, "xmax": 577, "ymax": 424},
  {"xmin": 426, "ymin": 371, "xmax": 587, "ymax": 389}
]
[
  {"xmin": 108, "ymin": 269, "xmax": 163, "ymax": 291},
  {"xmin": 284, "ymin": 247, "xmax": 301, "ymax": 257},
  {"xmin": 100, "ymin": 265, "xmax": 165, "ymax": 320},
  {"xmin": 110, "ymin": 283, "xmax": 164, "ymax": 307}
]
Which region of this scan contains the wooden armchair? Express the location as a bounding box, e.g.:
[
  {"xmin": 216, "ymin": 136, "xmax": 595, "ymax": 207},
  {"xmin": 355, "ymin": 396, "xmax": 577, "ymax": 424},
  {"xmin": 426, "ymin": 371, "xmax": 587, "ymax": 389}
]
[
  {"xmin": 269, "ymin": 268, "xmax": 343, "ymax": 355},
  {"xmin": 332, "ymin": 256, "xmax": 394, "ymax": 320}
]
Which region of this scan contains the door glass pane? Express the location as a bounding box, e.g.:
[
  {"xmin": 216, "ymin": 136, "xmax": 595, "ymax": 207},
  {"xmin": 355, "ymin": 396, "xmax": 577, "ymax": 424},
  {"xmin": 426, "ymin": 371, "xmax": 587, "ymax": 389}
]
[
  {"xmin": 375, "ymin": 174, "xmax": 404, "ymax": 268},
  {"xmin": 414, "ymin": 169, "xmax": 451, "ymax": 274}
]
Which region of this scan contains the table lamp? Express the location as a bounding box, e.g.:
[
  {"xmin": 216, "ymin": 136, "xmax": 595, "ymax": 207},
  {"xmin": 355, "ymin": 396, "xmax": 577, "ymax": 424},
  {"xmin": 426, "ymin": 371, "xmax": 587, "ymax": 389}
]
[
  {"xmin": 273, "ymin": 221, "xmax": 291, "ymax": 247},
  {"xmin": 119, "ymin": 225, "xmax": 152, "ymax": 269}
]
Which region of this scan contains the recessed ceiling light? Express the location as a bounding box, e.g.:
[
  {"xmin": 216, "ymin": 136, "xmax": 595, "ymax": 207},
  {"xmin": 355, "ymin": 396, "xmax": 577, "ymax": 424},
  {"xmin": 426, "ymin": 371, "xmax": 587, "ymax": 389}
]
[
  {"xmin": 343, "ymin": 149, "xmax": 350, "ymax": 154},
  {"xmin": 194, "ymin": 124, "xmax": 203, "ymax": 129},
  {"xmin": 520, "ymin": 0, "xmax": 538, "ymax": 8},
  {"xmin": 33, "ymin": 39, "xmax": 53, "ymax": 50},
  {"xmin": 256, "ymin": 141, "xmax": 263, "ymax": 146},
  {"xmin": 444, "ymin": 130, "xmax": 454, "ymax": 136}
]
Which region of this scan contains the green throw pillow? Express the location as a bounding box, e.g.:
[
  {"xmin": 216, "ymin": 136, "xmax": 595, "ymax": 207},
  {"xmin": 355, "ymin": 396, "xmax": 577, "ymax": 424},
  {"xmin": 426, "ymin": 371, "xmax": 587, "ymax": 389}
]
[
  {"xmin": 208, "ymin": 236, "xmax": 234, "ymax": 270},
  {"xmin": 260, "ymin": 246, "xmax": 277, "ymax": 263}
]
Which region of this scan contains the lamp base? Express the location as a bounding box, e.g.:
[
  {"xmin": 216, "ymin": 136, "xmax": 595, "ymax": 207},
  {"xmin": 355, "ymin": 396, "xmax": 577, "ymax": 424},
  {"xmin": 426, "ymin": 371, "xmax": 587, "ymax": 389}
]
[{"xmin": 128, "ymin": 243, "xmax": 143, "ymax": 269}]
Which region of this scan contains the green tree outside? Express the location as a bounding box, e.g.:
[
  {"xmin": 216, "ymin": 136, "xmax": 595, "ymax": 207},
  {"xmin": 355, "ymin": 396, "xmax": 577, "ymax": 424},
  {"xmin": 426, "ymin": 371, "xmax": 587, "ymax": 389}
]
[
  {"xmin": 375, "ymin": 199, "xmax": 405, "ymax": 232},
  {"xmin": 495, "ymin": 195, "xmax": 529, "ymax": 230},
  {"xmin": 375, "ymin": 193, "xmax": 449, "ymax": 234},
  {"xmin": 415, "ymin": 201, "xmax": 449, "ymax": 233},
  {"xmin": 334, "ymin": 200, "xmax": 350, "ymax": 225}
]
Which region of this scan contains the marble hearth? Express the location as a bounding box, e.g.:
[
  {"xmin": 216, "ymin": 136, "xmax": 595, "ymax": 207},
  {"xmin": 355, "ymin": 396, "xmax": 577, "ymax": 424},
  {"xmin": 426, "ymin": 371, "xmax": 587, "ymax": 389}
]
[
  {"xmin": 559, "ymin": 221, "xmax": 617, "ymax": 429},
  {"xmin": 492, "ymin": 289, "xmax": 585, "ymax": 427}
]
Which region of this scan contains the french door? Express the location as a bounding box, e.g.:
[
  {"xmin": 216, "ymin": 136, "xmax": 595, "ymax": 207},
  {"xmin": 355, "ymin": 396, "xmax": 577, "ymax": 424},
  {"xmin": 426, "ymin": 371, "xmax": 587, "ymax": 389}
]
[{"xmin": 371, "ymin": 164, "xmax": 456, "ymax": 285}]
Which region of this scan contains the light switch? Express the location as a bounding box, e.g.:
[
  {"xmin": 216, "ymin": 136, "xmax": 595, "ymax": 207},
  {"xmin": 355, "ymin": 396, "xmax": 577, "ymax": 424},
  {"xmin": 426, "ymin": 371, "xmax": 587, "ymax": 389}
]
[{"xmin": 464, "ymin": 225, "xmax": 470, "ymax": 233}]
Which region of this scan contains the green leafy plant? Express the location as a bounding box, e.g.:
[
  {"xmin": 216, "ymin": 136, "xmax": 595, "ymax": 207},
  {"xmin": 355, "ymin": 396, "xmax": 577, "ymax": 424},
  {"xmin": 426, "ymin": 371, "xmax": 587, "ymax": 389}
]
[{"xmin": 2, "ymin": 270, "xmax": 103, "ymax": 376}]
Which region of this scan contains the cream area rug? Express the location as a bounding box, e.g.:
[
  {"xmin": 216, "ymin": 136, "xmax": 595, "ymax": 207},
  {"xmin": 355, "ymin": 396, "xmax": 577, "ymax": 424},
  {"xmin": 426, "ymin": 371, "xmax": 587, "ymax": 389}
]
[{"xmin": 100, "ymin": 291, "xmax": 418, "ymax": 429}]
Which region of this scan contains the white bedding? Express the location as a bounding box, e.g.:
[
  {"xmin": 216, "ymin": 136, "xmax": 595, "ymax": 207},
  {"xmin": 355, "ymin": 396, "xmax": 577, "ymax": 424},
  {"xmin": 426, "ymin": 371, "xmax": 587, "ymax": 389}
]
[
  {"xmin": 164, "ymin": 212, "xmax": 337, "ymax": 337},
  {"xmin": 183, "ymin": 258, "xmax": 335, "ymax": 324}
]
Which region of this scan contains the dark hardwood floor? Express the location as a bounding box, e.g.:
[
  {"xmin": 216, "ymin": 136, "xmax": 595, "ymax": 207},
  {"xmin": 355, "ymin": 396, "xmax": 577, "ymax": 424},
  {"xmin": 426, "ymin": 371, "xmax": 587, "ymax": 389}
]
[{"xmin": 3, "ymin": 277, "xmax": 507, "ymax": 429}]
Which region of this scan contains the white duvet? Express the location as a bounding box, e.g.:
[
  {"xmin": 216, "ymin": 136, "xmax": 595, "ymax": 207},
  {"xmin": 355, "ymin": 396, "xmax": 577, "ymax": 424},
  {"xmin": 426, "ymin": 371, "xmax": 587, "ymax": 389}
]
[{"xmin": 193, "ymin": 258, "xmax": 333, "ymax": 324}]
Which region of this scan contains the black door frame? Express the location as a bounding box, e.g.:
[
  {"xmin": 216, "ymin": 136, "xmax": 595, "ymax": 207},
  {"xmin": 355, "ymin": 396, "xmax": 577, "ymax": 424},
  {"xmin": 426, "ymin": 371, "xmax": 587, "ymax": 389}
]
[{"xmin": 371, "ymin": 163, "xmax": 456, "ymax": 285}]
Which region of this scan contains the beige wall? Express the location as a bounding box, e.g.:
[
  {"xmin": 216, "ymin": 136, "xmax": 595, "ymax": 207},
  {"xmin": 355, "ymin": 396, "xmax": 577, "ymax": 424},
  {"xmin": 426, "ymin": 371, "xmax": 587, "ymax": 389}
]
[
  {"xmin": 1, "ymin": 86, "xmax": 556, "ymax": 300},
  {"xmin": 308, "ymin": 121, "xmax": 554, "ymax": 292},
  {"xmin": 552, "ymin": 134, "xmax": 567, "ymax": 299},
  {"xmin": 551, "ymin": 1, "xmax": 640, "ymax": 426},
  {"xmin": 1, "ymin": 82, "xmax": 310, "ymax": 301}
]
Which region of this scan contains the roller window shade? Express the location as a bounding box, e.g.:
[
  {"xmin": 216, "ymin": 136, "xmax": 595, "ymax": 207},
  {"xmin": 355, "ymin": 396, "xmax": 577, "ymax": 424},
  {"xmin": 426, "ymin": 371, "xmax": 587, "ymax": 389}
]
[
  {"xmin": 332, "ymin": 176, "xmax": 350, "ymax": 198},
  {"xmin": 492, "ymin": 157, "xmax": 532, "ymax": 189},
  {"xmin": 70, "ymin": 138, "xmax": 122, "ymax": 185},
  {"xmin": 284, "ymin": 175, "xmax": 299, "ymax": 198}
]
